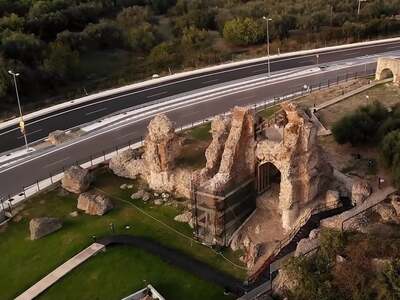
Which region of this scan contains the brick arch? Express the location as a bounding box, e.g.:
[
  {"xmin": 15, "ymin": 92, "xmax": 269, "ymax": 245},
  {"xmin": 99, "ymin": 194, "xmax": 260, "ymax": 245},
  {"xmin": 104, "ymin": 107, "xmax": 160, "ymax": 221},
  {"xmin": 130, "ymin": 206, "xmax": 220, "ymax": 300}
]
[{"xmin": 375, "ymin": 57, "xmax": 400, "ymax": 84}]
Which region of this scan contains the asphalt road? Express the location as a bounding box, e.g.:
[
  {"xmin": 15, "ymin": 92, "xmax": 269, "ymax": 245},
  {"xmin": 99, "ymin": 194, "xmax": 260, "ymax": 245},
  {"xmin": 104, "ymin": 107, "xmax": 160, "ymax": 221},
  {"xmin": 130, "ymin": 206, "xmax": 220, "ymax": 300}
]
[
  {"xmin": 0, "ymin": 61, "xmax": 376, "ymax": 198},
  {"xmin": 1, "ymin": 40, "xmax": 400, "ymax": 153}
]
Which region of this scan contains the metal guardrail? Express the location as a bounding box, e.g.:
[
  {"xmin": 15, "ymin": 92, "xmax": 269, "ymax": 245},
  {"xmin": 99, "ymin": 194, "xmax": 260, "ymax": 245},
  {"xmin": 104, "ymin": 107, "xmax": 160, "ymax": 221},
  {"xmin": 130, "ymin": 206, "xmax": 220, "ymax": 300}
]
[{"xmin": 0, "ymin": 69, "xmax": 375, "ymax": 214}]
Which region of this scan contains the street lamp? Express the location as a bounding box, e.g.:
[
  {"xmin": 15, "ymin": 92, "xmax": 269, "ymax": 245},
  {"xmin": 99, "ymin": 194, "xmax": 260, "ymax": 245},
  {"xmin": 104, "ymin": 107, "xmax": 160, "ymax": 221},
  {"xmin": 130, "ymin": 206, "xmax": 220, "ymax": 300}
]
[
  {"xmin": 358, "ymin": 0, "xmax": 367, "ymax": 16},
  {"xmin": 263, "ymin": 16, "xmax": 273, "ymax": 78},
  {"xmin": 8, "ymin": 70, "xmax": 29, "ymax": 151}
]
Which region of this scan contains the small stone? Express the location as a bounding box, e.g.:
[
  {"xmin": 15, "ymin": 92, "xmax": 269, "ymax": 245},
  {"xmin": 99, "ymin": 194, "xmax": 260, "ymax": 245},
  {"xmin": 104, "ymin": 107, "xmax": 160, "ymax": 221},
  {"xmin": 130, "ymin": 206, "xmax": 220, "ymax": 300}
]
[
  {"xmin": 154, "ymin": 199, "xmax": 163, "ymax": 205},
  {"xmin": 336, "ymin": 255, "xmax": 346, "ymax": 263},
  {"xmin": 131, "ymin": 190, "xmax": 145, "ymax": 200},
  {"xmin": 255, "ymin": 225, "xmax": 261, "ymax": 235},
  {"xmin": 154, "ymin": 192, "xmax": 160, "ymax": 197},
  {"xmin": 142, "ymin": 193, "xmax": 151, "ymax": 202},
  {"xmin": 161, "ymin": 192, "xmax": 170, "ymax": 199},
  {"xmin": 69, "ymin": 211, "xmax": 78, "ymax": 217},
  {"xmin": 127, "ymin": 185, "xmax": 134, "ymax": 189},
  {"xmin": 174, "ymin": 211, "xmax": 192, "ymax": 223},
  {"xmin": 120, "ymin": 184, "xmax": 128, "ymax": 190}
]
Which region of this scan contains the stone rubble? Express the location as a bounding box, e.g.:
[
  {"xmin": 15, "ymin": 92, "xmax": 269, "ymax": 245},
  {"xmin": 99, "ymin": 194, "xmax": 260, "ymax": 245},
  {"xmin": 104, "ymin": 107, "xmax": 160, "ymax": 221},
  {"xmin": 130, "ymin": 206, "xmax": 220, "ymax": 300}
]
[{"xmin": 351, "ymin": 179, "xmax": 372, "ymax": 206}]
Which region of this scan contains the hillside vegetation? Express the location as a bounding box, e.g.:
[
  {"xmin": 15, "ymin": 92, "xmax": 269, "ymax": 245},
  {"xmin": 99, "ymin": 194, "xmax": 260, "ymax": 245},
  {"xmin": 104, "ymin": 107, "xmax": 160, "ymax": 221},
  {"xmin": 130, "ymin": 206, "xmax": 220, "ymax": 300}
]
[{"xmin": 1, "ymin": 0, "xmax": 400, "ymax": 116}]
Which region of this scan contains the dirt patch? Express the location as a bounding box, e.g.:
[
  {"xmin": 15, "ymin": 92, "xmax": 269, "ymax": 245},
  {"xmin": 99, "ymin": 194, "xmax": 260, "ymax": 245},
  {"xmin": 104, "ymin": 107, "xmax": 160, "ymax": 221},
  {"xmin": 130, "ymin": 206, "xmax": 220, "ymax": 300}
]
[
  {"xmin": 317, "ymin": 83, "xmax": 400, "ymax": 128},
  {"xmin": 297, "ymin": 78, "xmax": 370, "ymax": 109}
]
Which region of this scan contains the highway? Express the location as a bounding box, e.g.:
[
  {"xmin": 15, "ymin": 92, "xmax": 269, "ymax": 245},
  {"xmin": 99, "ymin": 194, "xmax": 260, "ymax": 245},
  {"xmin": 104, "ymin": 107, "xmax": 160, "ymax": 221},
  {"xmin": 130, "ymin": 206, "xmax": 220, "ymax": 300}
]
[
  {"xmin": 1, "ymin": 39, "xmax": 400, "ymax": 153},
  {"xmin": 0, "ymin": 58, "xmax": 384, "ymax": 198}
]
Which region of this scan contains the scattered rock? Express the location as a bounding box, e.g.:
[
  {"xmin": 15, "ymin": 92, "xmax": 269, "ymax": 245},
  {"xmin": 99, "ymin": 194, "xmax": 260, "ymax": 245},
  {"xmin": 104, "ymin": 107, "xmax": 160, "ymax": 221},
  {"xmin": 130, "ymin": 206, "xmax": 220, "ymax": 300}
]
[
  {"xmin": 131, "ymin": 190, "xmax": 151, "ymax": 201},
  {"xmin": 295, "ymin": 229, "xmax": 320, "ymax": 257},
  {"xmin": 352, "ymin": 180, "xmax": 372, "ymax": 206},
  {"xmin": 174, "ymin": 211, "xmax": 192, "ymax": 224},
  {"xmin": 69, "ymin": 211, "xmax": 78, "ymax": 217},
  {"xmin": 120, "ymin": 184, "xmax": 128, "ymax": 190},
  {"xmin": 336, "ymin": 255, "xmax": 346, "ymax": 263},
  {"xmin": 77, "ymin": 192, "xmax": 113, "ymax": 216},
  {"xmin": 109, "ymin": 149, "xmax": 144, "ymax": 179},
  {"xmin": 161, "ymin": 192, "xmax": 170, "ymax": 199},
  {"xmin": 142, "ymin": 193, "xmax": 151, "ymax": 202},
  {"xmin": 371, "ymin": 258, "xmax": 391, "ymax": 272},
  {"xmin": 254, "ymin": 224, "xmax": 261, "ymax": 235},
  {"xmin": 29, "ymin": 217, "xmax": 62, "ymax": 240},
  {"xmin": 127, "ymin": 184, "xmax": 134, "ymax": 189},
  {"xmin": 154, "ymin": 199, "xmax": 163, "ymax": 206},
  {"xmin": 62, "ymin": 166, "xmax": 92, "ymax": 194},
  {"xmin": 154, "ymin": 192, "xmax": 159, "ymax": 197},
  {"xmin": 374, "ymin": 202, "xmax": 399, "ymax": 224},
  {"xmin": 390, "ymin": 194, "xmax": 400, "ymax": 216},
  {"xmin": 325, "ymin": 190, "xmax": 340, "ymax": 208}
]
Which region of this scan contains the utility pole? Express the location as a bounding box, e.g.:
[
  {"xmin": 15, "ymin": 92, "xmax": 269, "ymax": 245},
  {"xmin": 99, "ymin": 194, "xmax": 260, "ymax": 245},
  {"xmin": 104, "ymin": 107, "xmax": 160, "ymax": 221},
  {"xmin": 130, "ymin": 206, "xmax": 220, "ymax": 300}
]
[
  {"xmin": 263, "ymin": 16, "xmax": 273, "ymax": 78},
  {"xmin": 8, "ymin": 70, "xmax": 29, "ymax": 151}
]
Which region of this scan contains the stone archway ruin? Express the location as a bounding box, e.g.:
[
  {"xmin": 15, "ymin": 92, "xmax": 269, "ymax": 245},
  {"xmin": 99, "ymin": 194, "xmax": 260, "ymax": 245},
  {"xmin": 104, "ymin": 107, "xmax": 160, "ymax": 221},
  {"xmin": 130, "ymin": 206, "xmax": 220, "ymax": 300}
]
[{"xmin": 375, "ymin": 57, "xmax": 400, "ymax": 84}]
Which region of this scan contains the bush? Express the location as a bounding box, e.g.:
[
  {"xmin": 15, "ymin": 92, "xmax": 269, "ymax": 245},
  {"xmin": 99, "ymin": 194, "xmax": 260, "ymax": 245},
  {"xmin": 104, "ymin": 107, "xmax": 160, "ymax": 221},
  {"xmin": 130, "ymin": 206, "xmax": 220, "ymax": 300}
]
[
  {"xmin": 43, "ymin": 42, "xmax": 80, "ymax": 80},
  {"xmin": 332, "ymin": 101, "xmax": 389, "ymax": 146},
  {"xmin": 223, "ymin": 17, "xmax": 265, "ymax": 46},
  {"xmin": 1, "ymin": 31, "xmax": 43, "ymax": 64}
]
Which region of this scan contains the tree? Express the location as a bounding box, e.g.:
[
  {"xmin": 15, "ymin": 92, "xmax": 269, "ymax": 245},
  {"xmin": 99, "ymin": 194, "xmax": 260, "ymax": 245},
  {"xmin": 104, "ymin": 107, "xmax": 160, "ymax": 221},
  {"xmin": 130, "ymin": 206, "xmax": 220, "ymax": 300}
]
[
  {"xmin": 0, "ymin": 13, "xmax": 25, "ymax": 31},
  {"xmin": 43, "ymin": 41, "xmax": 80, "ymax": 80},
  {"xmin": 117, "ymin": 5, "xmax": 151, "ymax": 27},
  {"xmin": 126, "ymin": 23, "xmax": 157, "ymax": 52},
  {"xmin": 148, "ymin": 41, "xmax": 180, "ymax": 69},
  {"xmin": 83, "ymin": 20, "xmax": 125, "ymax": 50},
  {"xmin": 1, "ymin": 31, "xmax": 43, "ymax": 64},
  {"xmin": 223, "ymin": 18, "xmax": 265, "ymax": 46},
  {"xmin": 0, "ymin": 55, "xmax": 10, "ymax": 97}
]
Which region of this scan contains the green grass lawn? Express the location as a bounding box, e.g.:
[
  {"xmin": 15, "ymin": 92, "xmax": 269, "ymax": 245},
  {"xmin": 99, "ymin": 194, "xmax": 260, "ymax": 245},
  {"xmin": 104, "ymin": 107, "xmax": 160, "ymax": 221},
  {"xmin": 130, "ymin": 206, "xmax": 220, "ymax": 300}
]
[
  {"xmin": 39, "ymin": 246, "xmax": 232, "ymax": 300},
  {"xmin": 0, "ymin": 170, "xmax": 245, "ymax": 300},
  {"xmin": 257, "ymin": 105, "xmax": 281, "ymax": 120}
]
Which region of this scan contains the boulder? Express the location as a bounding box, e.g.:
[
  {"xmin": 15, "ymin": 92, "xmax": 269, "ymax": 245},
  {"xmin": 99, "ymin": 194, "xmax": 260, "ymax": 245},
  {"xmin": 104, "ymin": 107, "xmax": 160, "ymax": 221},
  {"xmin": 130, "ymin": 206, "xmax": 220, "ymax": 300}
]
[
  {"xmin": 29, "ymin": 217, "xmax": 62, "ymax": 240},
  {"xmin": 154, "ymin": 199, "xmax": 163, "ymax": 206},
  {"xmin": 352, "ymin": 180, "xmax": 372, "ymax": 206},
  {"xmin": 295, "ymin": 229, "xmax": 320, "ymax": 257},
  {"xmin": 131, "ymin": 190, "xmax": 151, "ymax": 201},
  {"xmin": 48, "ymin": 130, "xmax": 78, "ymax": 145},
  {"xmin": 77, "ymin": 192, "xmax": 113, "ymax": 216},
  {"xmin": 374, "ymin": 202, "xmax": 399, "ymax": 224},
  {"xmin": 62, "ymin": 166, "xmax": 92, "ymax": 194}
]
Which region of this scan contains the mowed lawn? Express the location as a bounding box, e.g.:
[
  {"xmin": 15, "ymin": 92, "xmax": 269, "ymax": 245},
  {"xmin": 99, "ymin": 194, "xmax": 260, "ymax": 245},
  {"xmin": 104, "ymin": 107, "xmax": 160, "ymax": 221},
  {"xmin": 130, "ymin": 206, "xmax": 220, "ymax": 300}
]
[{"xmin": 0, "ymin": 170, "xmax": 245, "ymax": 300}]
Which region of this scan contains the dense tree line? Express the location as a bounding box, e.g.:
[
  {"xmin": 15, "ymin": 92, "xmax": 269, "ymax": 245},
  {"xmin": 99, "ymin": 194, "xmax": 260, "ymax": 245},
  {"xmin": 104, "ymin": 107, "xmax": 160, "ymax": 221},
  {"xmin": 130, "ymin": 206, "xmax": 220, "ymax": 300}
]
[{"xmin": 1, "ymin": 0, "xmax": 400, "ymax": 112}]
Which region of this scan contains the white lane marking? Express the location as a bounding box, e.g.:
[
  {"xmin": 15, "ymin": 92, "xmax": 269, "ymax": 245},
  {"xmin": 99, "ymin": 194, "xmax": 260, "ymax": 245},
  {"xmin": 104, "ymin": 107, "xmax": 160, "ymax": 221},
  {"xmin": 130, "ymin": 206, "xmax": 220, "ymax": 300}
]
[
  {"xmin": 202, "ymin": 79, "xmax": 219, "ymax": 84},
  {"xmin": 2, "ymin": 40, "xmax": 400, "ymax": 134},
  {"xmin": 17, "ymin": 129, "xmax": 42, "ymax": 139},
  {"xmin": 44, "ymin": 157, "xmax": 70, "ymax": 168},
  {"xmin": 252, "ymin": 69, "xmax": 266, "ymax": 73},
  {"xmin": 146, "ymin": 91, "xmax": 168, "ymax": 99},
  {"xmin": 2, "ymin": 41, "xmax": 399, "ymax": 136},
  {"xmin": 0, "ymin": 61, "xmax": 381, "ymax": 174},
  {"xmin": 85, "ymin": 108, "xmax": 107, "ymax": 116}
]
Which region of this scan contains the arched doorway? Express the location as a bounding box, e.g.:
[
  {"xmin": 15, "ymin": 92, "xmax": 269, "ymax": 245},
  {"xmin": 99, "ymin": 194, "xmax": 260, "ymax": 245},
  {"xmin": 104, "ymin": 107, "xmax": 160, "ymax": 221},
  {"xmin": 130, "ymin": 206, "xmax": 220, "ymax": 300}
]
[
  {"xmin": 380, "ymin": 68, "xmax": 394, "ymax": 80},
  {"xmin": 257, "ymin": 161, "xmax": 281, "ymax": 194}
]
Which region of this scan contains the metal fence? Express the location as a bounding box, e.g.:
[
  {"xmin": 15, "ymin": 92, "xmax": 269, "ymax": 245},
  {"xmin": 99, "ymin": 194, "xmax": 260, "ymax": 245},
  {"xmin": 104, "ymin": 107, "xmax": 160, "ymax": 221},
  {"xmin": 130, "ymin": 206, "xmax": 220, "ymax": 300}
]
[{"xmin": 0, "ymin": 68, "xmax": 376, "ymax": 215}]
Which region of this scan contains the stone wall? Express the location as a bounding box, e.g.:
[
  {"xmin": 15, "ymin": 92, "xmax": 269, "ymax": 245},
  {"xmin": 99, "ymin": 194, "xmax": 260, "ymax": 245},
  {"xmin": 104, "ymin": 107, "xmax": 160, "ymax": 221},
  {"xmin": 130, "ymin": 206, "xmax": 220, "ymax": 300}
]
[
  {"xmin": 375, "ymin": 57, "xmax": 400, "ymax": 84},
  {"xmin": 256, "ymin": 103, "xmax": 333, "ymax": 230}
]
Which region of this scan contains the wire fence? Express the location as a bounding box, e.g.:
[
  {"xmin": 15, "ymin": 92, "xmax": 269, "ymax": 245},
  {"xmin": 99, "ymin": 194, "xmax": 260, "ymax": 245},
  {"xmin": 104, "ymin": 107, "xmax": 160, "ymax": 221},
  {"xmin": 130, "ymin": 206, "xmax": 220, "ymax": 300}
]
[{"xmin": 0, "ymin": 68, "xmax": 377, "ymax": 216}]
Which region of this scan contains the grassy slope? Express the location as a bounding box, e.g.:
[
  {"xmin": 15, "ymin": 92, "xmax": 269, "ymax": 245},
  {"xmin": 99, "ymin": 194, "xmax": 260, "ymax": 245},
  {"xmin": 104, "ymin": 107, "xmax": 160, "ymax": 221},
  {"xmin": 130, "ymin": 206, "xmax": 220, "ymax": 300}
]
[{"xmin": 0, "ymin": 171, "xmax": 245, "ymax": 300}]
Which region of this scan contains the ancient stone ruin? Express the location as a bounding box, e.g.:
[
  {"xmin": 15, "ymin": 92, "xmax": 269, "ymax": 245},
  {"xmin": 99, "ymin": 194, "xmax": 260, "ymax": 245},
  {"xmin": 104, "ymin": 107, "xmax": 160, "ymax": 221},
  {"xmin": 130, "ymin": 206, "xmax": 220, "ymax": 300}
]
[
  {"xmin": 255, "ymin": 102, "xmax": 333, "ymax": 230},
  {"xmin": 375, "ymin": 57, "xmax": 400, "ymax": 84},
  {"xmin": 110, "ymin": 114, "xmax": 192, "ymax": 198},
  {"xmin": 109, "ymin": 104, "xmax": 341, "ymax": 268}
]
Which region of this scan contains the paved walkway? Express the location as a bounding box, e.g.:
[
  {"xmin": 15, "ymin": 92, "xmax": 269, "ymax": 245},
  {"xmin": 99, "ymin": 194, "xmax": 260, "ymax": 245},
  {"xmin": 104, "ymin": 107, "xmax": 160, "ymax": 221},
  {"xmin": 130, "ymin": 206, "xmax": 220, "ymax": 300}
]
[{"xmin": 15, "ymin": 243, "xmax": 105, "ymax": 300}]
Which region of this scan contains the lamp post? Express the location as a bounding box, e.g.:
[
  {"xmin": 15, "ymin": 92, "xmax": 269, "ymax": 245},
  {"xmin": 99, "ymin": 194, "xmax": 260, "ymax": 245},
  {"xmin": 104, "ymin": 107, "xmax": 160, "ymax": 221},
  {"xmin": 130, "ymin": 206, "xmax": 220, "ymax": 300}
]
[
  {"xmin": 263, "ymin": 16, "xmax": 273, "ymax": 78},
  {"xmin": 8, "ymin": 70, "xmax": 29, "ymax": 151}
]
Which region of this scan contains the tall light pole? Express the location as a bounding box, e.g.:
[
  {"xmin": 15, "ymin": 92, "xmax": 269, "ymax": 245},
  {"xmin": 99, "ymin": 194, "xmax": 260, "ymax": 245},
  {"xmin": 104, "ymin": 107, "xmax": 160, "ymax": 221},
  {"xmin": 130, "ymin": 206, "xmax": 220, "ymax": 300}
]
[
  {"xmin": 8, "ymin": 70, "xmax": 29, "ymax": 151},
  {"xmin": 358, "ymin": 0, "xmax": 367, "ymax": 16},
  {"xmin": 263, "ymin": 16, "xmax": 273, "ymax": 78}
]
